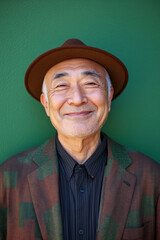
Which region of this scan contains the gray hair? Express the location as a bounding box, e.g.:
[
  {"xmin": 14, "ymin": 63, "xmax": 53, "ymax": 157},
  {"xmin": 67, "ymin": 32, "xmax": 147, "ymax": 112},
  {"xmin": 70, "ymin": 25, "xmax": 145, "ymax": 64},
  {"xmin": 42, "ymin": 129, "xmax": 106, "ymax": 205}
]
[
  {"xmin": 42, "ymin": 77, "xmax": 48, "ymax": 102},
  {"xmin": 42, "ymin": 68, "xmax": 113, "ymax": 102},
  {"xmin": 105, "ymin": 69, "xmax": 113, "ymax": 99}
]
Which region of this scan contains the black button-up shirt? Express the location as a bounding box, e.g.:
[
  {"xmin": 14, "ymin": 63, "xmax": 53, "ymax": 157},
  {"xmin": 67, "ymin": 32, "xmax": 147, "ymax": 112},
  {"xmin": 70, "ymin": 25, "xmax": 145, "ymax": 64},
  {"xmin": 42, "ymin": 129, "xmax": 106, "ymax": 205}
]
[{"xmin": 56, "ymin": 133, "xmax": 107, "ymax": 240}]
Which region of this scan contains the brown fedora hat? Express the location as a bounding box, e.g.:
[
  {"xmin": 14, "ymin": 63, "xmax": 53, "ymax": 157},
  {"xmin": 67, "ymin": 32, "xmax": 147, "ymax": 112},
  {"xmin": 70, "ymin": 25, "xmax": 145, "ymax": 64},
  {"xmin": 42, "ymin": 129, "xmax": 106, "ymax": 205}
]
[{"xmin": 25, "ymin": 38, "xmax": 128, "ymax": 101}]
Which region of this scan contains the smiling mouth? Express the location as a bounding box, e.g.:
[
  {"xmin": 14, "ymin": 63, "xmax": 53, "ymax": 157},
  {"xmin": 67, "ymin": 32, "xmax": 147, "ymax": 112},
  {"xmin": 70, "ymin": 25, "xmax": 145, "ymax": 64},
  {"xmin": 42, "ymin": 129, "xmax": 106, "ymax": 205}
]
[{"xmin": 65, "ymin": 111, "xmax": 93, "ymax": 117}]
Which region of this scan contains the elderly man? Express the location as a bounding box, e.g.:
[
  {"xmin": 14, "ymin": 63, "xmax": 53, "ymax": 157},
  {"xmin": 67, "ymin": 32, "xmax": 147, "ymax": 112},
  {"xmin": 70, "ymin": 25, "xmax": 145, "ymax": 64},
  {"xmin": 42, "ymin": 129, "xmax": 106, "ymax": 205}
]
[{"xmin": 0, "ymin": 39, "xmax": 160, "ymax": 240}]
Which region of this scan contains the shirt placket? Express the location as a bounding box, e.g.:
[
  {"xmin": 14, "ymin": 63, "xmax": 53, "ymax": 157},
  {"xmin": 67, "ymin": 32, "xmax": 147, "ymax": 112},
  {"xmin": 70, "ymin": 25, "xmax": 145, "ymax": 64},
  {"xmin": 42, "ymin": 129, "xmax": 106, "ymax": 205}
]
[{"xmin": 75, "ymin": 165, "xmax": 87, "ymax": 240}]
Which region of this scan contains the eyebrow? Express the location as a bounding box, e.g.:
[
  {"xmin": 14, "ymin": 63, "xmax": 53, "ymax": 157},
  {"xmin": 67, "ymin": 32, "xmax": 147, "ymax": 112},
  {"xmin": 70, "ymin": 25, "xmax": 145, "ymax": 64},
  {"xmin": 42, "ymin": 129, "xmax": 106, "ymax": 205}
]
[
  {"xmin": 81, "ymin": 70, "xmax": 101, "ymax": 78},
  {"xmin": 52, "ymin": 72, "xmax": 69, "ymax": 80}
]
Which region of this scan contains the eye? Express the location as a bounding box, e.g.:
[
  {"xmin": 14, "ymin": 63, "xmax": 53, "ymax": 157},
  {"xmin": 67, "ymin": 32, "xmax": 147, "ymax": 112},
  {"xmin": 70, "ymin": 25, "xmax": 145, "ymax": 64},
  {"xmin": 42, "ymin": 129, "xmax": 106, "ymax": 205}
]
[
  {"xmin": 53, "ymin": 84, "xmax": 69, "ymax": 92},
  {"xmin": 87, "ymin": 82, "xmax": 96, "ymax": 85},
  {"xmin": 85, "ymin": 81, "xmax": 98, "ymax": 87},
  {"xmin": 55, "ymin": 84, "xmax": 68, "ymax": 88}
]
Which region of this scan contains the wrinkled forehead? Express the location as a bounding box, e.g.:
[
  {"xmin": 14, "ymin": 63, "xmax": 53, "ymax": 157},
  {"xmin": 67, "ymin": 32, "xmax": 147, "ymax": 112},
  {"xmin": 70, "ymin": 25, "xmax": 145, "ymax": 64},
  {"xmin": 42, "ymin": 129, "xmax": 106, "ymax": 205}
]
[{"xmin": 44, "ymin": 58, "xmax": 106, "ymax": 81}]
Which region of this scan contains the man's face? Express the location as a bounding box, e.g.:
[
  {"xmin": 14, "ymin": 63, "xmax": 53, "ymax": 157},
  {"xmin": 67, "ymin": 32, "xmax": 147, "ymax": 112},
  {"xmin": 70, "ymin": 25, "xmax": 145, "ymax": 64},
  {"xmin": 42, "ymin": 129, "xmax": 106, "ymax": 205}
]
[{"xmin": 41, "ymin": 58, "xmax": 113, "ymax": 138}]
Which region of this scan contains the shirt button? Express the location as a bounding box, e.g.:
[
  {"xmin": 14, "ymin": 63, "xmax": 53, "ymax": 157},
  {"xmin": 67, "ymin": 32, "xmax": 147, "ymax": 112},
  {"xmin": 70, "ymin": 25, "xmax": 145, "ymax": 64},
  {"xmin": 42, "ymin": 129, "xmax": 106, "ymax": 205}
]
[
  {"xmin": 80, "ymin": 188, "xmax": 84, "ymax": 193},
  {"xmin": 79, "ymin": 229, "xmax": 84, "ymax": 235}
]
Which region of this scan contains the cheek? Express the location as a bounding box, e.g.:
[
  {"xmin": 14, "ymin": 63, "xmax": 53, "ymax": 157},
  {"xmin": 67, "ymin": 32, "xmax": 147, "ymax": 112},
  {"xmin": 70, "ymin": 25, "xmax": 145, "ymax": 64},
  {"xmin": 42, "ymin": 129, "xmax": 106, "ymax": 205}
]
[
  {"xmin": 49, "ymin": 95, "xmax": 67, "ymax": 113},
  {"xmin": 90, "ymin": 91, "xmax": 108, "ymax": 109},
  {"xmin": 91, "ymin": 92, "xmax": 108, "ymax": 124}
]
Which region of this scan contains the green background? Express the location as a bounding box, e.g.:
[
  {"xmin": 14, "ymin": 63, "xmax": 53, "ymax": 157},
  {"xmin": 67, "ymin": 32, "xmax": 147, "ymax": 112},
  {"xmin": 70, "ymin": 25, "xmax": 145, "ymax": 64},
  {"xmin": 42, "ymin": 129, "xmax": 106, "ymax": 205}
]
[{"xmin": 1, "ymin": 0, "xmax": 160, "ymax": 164}]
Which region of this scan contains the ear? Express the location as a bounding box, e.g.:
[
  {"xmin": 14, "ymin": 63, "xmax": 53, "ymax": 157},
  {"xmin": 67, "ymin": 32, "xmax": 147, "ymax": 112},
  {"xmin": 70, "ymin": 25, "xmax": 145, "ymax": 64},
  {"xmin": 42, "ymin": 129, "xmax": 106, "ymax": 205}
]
[
  {"xmin": 40, "ymin": 93, "xmax": 50, "ymax": 117},
  {"xmin": 108, "ymin": 87, "xmax": 114, "ymax": 112}
]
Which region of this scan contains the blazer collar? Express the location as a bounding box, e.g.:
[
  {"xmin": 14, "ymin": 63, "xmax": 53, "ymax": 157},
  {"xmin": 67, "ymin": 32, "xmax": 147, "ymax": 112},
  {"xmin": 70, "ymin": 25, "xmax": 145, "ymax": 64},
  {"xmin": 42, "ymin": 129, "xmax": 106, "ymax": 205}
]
[
  {"xmin": 107, "ymin": 135, "xmax": 132, "ymax": 169},
  {"xmin": 31, "ymin": 135, "xmax": 57, "ymax": 167},
  {"xmin": 31, "ymin": 133, "xmax": 132, "ymax": 169}
]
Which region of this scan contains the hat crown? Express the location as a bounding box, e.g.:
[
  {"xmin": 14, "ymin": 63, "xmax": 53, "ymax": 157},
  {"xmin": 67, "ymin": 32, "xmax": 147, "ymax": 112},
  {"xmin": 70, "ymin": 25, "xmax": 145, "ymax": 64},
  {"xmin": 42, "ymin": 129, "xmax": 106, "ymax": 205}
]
[
  {"xmin": 62, "ymin": 38, "xmax": 86, "ymax": 47},
  {"xmin": 25, "ymin": 38, "xmax": 128, "ymax": 101}
]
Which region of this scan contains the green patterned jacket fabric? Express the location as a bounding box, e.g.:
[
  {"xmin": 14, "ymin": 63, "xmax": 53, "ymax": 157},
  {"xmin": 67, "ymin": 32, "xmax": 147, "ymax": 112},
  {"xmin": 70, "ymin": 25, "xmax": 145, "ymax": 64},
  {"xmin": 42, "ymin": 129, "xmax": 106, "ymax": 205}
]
[{"xmin": 0, "ymin": 134, "xmax": 160, "ymax": 240}]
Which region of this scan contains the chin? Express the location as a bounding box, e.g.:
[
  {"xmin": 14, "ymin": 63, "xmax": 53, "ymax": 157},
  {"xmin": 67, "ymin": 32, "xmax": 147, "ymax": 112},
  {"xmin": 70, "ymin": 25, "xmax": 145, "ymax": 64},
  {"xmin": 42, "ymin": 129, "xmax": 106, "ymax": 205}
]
[{"xmin": 59, "ymin": 124, "xmax": 100, "ymax": 138}]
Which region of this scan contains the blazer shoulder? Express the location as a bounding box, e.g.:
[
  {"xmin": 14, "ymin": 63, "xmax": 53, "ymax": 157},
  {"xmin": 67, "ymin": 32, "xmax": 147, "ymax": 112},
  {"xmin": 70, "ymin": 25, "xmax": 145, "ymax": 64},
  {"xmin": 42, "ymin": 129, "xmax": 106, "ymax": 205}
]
[
  {"xmin": 0, "ymin": 136, "xmax": 55, "ymax": 172},
  {"xmin": 107, "ymin": 135, "xmax": 160, "ymax": 166},
  {"xmin": 127, "ymin": 148, "xmax": 160, "ymax": 170},
  {"xmin": 107, "ymin": 134, "xmax": 160, "ymax": 174}
]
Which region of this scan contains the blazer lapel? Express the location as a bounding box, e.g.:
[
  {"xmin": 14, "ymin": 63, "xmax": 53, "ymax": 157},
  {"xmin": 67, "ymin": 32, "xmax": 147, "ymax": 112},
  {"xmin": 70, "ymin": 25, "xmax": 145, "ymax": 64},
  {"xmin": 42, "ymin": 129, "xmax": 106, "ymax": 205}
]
[
  {"xmin": 27, "ymin": 136, "xmax": 63, "ymax": 240},
  {"xmin": 97, "ymin": 137, "xmax": 136, "ymax": 240}
]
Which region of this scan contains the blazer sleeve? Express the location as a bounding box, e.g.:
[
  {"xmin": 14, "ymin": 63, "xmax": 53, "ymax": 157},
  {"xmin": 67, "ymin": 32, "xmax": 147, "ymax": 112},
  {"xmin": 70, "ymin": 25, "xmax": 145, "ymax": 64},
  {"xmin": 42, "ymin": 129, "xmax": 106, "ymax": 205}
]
[
  {"xmin": 0, "ymin": 169, "xmax": 7, "ymax": 240},
  {"xmin": 156, "ymin": 194, "xmax": 160, "ymax": 239}
]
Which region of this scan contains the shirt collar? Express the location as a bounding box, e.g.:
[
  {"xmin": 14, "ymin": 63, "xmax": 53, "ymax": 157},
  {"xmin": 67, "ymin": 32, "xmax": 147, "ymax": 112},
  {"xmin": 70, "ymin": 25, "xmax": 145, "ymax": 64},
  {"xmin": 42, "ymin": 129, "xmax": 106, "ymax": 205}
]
[
  {"xmin": 56, "ymin": 133, "xmax": 107, "ymax": 181},
  {"xmin": 84, "ymin": 133, "xmax": 107, "ymax": 178},
  {"xmin": 56, "ymin": 136, "xmax": 76, "ymax": 180}
]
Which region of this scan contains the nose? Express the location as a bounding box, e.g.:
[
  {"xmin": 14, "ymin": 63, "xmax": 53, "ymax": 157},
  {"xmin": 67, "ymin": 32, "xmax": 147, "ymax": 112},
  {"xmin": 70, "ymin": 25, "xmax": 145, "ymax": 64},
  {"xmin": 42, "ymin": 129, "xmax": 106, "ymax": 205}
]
[{"xmin": 67, "ymin": 84, "xmax": 87, "ymax": 105}]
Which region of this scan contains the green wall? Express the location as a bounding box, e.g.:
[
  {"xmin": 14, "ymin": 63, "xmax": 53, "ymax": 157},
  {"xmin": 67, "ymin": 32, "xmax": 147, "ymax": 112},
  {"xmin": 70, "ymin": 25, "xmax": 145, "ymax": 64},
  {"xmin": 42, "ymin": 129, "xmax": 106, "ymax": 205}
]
[{"xmin": 1, "ymin": 0, "xmax": 160, "ymax": 164}]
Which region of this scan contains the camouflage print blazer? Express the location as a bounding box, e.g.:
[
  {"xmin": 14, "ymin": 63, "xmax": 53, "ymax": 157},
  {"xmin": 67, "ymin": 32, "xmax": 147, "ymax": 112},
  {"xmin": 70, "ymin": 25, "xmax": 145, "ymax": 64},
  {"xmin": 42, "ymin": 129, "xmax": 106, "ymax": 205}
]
[{"xmin": 0, "ymin": 134, "xmax": 160, "ymax": 240}]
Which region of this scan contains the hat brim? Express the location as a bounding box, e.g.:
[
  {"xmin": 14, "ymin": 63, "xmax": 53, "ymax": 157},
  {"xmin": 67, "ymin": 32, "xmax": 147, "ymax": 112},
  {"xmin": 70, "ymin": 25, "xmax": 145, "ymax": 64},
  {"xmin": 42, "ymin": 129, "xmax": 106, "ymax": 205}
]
[{"xmin": 25, "ymin": 45, "xmax": 128, "ymax": 101}]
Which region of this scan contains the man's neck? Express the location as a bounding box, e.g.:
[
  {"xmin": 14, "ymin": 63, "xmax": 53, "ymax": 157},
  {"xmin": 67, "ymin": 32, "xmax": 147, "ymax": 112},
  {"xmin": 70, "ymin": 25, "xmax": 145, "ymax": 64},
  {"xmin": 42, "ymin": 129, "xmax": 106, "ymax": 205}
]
[{"xmin": 57, "ymin": 131, "xmax": 101, "ymax": 164}]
